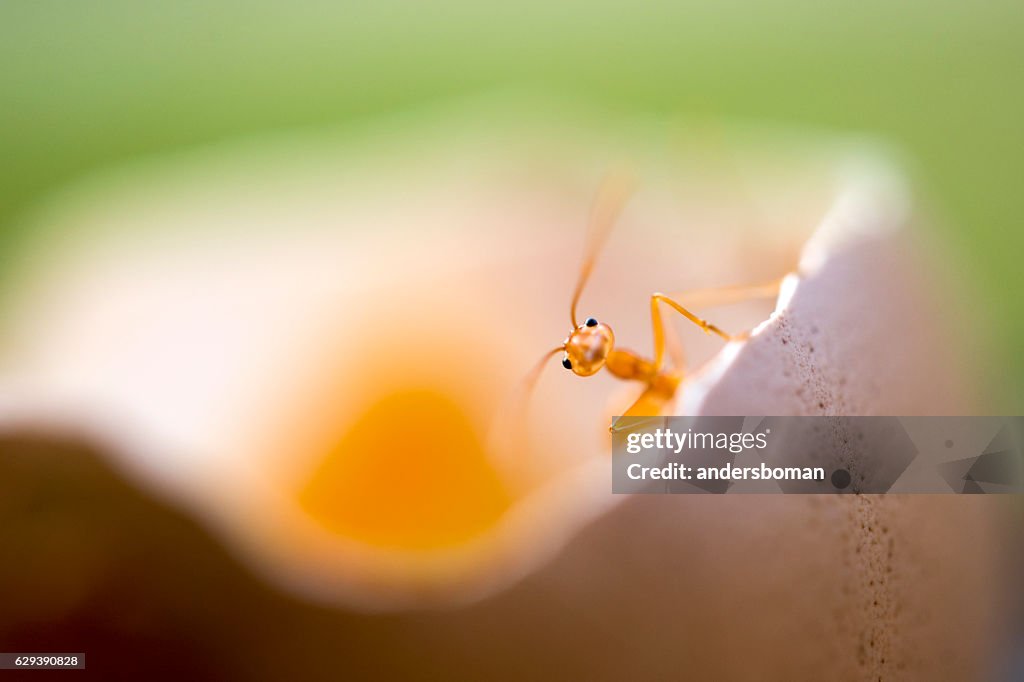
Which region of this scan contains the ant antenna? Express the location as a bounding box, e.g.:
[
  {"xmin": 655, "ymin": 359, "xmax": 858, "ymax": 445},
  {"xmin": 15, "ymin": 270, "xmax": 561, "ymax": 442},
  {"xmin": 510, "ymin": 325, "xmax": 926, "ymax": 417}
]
[
  {"xmin": 569, "ymin": 171, "xmax": 637, "ymax": 327},
  {"xmin": 522, "ymin": 346, "xmax": 565, "ymax": 396},
  {"xmin": 488, "ymin": 345, "xmax": 564, "ymax": 480}
]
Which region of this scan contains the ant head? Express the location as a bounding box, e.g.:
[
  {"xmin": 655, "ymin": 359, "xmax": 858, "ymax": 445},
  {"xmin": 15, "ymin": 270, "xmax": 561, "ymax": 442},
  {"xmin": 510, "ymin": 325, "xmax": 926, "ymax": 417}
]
[{"xmin": 562, "ymin": 317, "xmax": 615, "ymax": 377}]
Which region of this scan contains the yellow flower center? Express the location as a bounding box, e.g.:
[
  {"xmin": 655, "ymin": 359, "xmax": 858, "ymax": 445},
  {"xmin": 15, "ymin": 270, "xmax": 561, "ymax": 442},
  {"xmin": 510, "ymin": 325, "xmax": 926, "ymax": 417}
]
[{"xmin": 297, "ymin": 388, "xmax": 513, "ymax": 551}]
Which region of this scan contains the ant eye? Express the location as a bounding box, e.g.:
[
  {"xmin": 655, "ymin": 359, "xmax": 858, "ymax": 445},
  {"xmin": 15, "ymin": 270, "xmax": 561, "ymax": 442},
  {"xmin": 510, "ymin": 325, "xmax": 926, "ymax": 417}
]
[
  {"xmin": 562, "ymin": 357, "xmax": 573, "ymax": 370},
  {"xmin": 585, "ymin": 317, "xmax": 598, "ymax": 327}
]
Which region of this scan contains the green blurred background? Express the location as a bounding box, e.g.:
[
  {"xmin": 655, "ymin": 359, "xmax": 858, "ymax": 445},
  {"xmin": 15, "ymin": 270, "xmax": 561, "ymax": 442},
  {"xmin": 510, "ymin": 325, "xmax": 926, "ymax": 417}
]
[{"xmin": 2, "ymin": 0, "xmax": 1023, "ymax": 405}]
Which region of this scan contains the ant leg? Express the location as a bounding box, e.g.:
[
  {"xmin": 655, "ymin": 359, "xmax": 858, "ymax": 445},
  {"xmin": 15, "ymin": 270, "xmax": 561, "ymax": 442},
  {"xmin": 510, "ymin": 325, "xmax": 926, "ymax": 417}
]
[
  {"xmin": 650, "ymin": 278, "xmax": 787, "ymax": 371},
  {"xmin": 664, "ymin": 278, "xmax": 785, "ymax": 310},
  {"xmin": 610, "ymin": 385, "xmax": 672, "ymax": 434},
  {"xmin": 651, "ymin": 293, "xmax": 731, "ymax": 370},
  {"xmin": 663, "ymin": 313, "xmax": 686, "ymax": 370}
]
